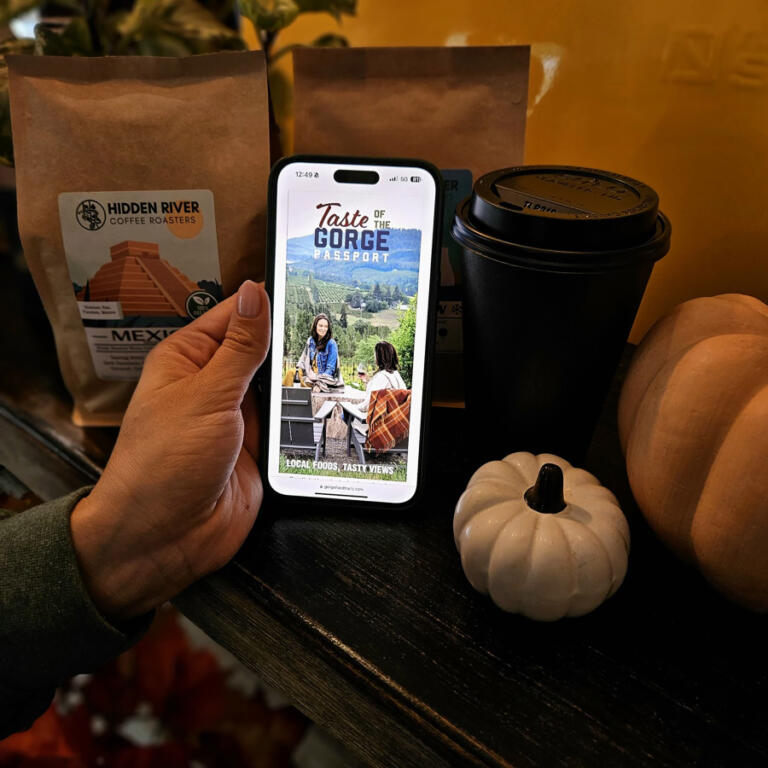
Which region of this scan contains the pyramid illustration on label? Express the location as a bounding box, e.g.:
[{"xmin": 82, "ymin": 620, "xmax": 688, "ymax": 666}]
[{"xmin": 77, "ymin": 241, "xmax": 198, "ymax": 317}]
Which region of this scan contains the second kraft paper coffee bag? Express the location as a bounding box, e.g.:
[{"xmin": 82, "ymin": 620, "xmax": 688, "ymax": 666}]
[
  {"xmin": 292, "ymin": 46, "xmax": 529, "ymax": 403},
  {"xmin": 293, "ymin": 46, "xmax": 529, "ymax": 284},
  {"xmin": 7, "ymin": 52, "xmax": 270, "ymax": 425}
]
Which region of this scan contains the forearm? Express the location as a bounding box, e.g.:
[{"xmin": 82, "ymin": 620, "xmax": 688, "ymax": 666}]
[
  {"xmin": 0, "ymin": 488, "xmax": 153, "ymax": 736},
  {"xmin": 0, "ymin": 281, "xmax": 268, "ymax": 737}
]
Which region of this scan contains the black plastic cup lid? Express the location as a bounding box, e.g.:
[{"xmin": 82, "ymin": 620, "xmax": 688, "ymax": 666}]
[{"xmin": 452, "ymin": 165, "xmax": 671, "ymax": 273}]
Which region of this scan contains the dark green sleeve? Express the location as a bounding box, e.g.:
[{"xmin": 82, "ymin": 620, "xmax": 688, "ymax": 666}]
[{"xmin": 0, "ymin": 488, "xmax": 154, "ymax": 737}]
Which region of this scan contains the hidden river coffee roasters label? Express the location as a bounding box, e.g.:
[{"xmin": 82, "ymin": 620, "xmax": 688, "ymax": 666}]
[{"xmin": 58, "ymin": 189, "xmax": 222, "ymax": 381}]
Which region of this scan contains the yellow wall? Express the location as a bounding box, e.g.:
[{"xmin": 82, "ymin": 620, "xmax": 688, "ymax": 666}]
[{"xmin": 245, "ymin": 0, "xmax": 768, "ymax": 341}]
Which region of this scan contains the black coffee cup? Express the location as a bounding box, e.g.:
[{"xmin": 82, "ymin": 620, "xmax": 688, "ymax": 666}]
[{"xmin": 452, "ymin": 165, "xmax": 671, "ymax": 464}]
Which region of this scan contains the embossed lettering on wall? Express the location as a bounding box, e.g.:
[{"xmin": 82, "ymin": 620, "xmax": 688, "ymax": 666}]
[{"xmin": 662, "ymin": 26, "xmax": 768, "ymax": 89}]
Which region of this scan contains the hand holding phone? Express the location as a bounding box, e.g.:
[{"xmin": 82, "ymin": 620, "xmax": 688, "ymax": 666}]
[{"xmin": 263, "ymin": 156, "xmax": 442, "ymax": 507}]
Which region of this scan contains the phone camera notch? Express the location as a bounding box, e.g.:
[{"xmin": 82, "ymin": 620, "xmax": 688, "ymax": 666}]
[{"xmin": 333, "ymin": 169, "xmax": 380, "ymax": 185}]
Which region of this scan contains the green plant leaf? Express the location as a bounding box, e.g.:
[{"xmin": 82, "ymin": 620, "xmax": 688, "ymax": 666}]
[
  {"xmin": 34, "ymin": 17, "xmax": 94, "ymax": 56},
  {"xmin": 116, "ymin": 0, "xmax": 241, "ymax": 51},
  {"xmin": 162, "ymin": 0, "xmax": 244, "ymax": 40},
  {"xmin": 310, "ymin": 32, "xmax": 348, "ymax": 47},
  {"xmin": 45, "ymin": 0, "xmax": 85, "ymax": 12},
  {"xmin": 208, "ymin": 0, "xmax": 240, "ymax": 22},
  {"xmin": 136, "ymin": 32, "xmax": 194, "ymax": 57},
  {"xmin": 271, "ymin": 32, "xmax": 347, "ymax": 63},
  {"xmin": 0, "ymin": 37, "xmax": 36, "ymax": 57},
  {"xmin": 294, "ymin": 0, "xmax": 356, "ymax": 22},
  {"xmin": 238, "ymin": 0, "xmax": 265, "ymax": 23},
  {"xmin": 239, "ymin": 0, "xmax": 299, "ymax": 34},
  {"xmin": 0, "ymin": 38, "xmax": 34, "ymax": 167}
]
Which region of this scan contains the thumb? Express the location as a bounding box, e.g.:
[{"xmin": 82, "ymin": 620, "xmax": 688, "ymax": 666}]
[{"xmin": 201, "ymin": 281, "xmax": 271, "ymax": 400}]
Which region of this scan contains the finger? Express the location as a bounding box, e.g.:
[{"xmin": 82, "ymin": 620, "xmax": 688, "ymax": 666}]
[
  {"xmin": 135, "ymin": 290, "xmax": 243, "ymax": 393},
  {"xmin": 199, "ymin": 281, "xmax": 271, "ymax": 403},
  {"xmin": 157, "ymin": 293, "xmax": 239, "ymax": 370}
]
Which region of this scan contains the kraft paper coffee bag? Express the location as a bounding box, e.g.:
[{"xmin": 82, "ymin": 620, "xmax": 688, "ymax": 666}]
[
  {"xmin": 7, "ymin": 52, "xmax": 269, "ymax": 425},
  {"xmin": 294, "ymin": 46, "xmax": 529, "ymax": 173},
  {"xmin": 293, "ymin": 46, "xmax": 529, "ymax": 402}
]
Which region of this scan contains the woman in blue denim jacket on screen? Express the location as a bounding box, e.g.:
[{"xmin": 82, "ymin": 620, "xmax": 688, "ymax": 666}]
[{"xmin": 297, "ymin": 313, "xmax": 344, "ymax": 391}]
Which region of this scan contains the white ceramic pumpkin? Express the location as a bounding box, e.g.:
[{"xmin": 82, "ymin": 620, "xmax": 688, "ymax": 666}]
[{"xmin": 454, "ymin": 452, "xmax": 630, "ymax": 621}]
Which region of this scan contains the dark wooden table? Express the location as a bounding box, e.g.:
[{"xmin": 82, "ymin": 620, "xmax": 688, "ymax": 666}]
[{"xmin": 1, "ymin": 254, "xmax": 766, "ymax": 768}]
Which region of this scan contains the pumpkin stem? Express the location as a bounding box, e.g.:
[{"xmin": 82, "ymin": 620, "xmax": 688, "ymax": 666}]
[{"xmin": 524, "ymin": 463, "xmax": 566, "ymax": 514}]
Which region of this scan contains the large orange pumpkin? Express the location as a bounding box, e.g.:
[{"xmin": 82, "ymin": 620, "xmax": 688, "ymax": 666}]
[{"xmin": 618, "ymin": 294, "xmax": 768, "ymax": 610}]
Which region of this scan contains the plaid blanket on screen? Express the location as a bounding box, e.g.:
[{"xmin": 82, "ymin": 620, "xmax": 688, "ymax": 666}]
[{"xmin": 365, "ymin": 389, "xmax": 411, "ymax": 453}]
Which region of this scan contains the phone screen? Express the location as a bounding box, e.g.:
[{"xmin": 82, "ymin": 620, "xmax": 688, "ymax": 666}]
[{"xmin": 266, "ymin": 159, "xmax": 439, "ymax": 504}]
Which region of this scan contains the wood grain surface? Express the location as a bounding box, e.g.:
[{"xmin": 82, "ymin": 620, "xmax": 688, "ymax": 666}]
[{"xmin": 1, "ymin": 255, "xmax": 766, "ymax": 767}]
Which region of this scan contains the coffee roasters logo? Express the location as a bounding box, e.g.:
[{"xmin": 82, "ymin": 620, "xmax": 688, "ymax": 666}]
[{"xmin": 76, "ymin": 199, "xmax": 106, "ymax": 231}]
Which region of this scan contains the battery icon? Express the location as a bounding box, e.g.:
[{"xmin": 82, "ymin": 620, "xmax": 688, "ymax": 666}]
[{"xmin": 411, "ymin": 176, "xmax": 421, "ymax": 182}]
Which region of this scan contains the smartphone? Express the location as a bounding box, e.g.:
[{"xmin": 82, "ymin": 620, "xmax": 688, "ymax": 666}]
[{"xmin": 264, "ymin": 156, "xmax": 442, "ymax": 507}]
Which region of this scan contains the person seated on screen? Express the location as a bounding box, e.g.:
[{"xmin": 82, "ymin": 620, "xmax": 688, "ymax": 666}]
[
  {"xmin": 344, "ymin": 341, "xmax": 407, "ymax": 429},
  {"xmin": 297, "ymin": 313, "xmax": 344, "ymax": 392}
]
